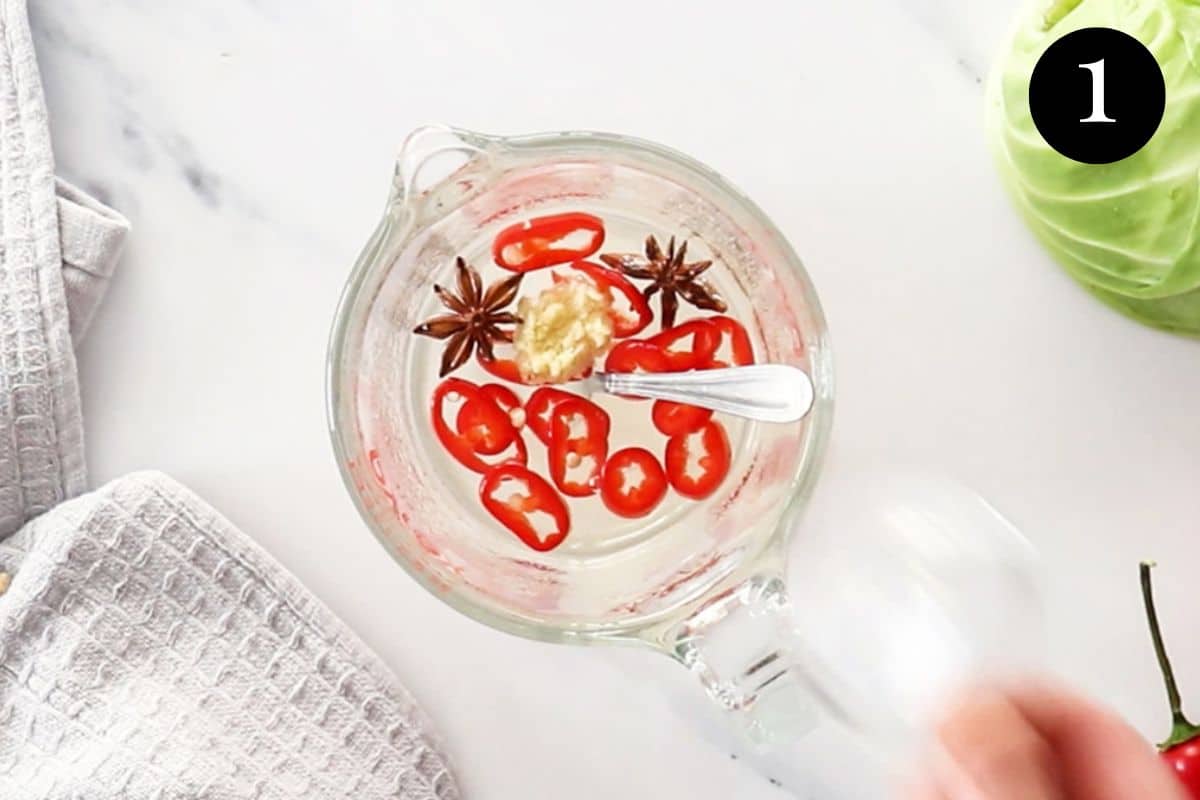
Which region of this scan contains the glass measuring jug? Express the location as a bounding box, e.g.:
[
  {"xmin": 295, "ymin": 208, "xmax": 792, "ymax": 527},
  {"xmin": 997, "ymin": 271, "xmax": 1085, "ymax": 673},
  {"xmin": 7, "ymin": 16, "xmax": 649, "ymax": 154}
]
[{"xmin": 326, "ymin": 126, "xmax": 1040, "ymax": 777}]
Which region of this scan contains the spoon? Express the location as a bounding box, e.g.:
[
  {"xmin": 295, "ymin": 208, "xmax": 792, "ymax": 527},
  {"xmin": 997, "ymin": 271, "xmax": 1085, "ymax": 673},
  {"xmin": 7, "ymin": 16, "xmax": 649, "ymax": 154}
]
[{"xmin": 585, "ymin": 364, "xmax": 814, "ymax": 424}]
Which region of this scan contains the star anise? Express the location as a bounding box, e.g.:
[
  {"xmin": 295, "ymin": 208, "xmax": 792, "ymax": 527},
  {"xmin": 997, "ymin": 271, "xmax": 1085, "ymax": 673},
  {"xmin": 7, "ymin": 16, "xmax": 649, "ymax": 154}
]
[
  {"xmin": 414, "ymin": 257, "xmax": 522, "ymax": 377},
  {"xmin": 599, "ymin": 235, "xmax": 727, "ymax": 329}
]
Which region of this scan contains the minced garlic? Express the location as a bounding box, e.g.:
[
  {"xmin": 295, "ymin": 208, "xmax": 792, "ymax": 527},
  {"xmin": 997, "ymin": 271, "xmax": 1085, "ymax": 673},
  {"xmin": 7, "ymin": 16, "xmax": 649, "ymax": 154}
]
[{"xmin": 514, "ymin": 277, "xmax": 614, "ymax": 384}]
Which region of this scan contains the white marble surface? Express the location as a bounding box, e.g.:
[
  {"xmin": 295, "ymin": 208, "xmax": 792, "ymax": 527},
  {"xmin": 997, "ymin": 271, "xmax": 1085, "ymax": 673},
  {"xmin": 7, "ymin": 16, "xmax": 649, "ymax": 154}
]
[{"xmin": 28, "ymin": 0, "xmax": 1200, "ymax": 797}]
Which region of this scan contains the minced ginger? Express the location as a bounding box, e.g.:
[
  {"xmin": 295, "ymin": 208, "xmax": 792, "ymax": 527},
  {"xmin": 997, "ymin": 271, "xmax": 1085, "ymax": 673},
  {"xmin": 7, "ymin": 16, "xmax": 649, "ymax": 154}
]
[{"xmin": 514, "ymin": 276, "xmax": 614, "ymax": 384}]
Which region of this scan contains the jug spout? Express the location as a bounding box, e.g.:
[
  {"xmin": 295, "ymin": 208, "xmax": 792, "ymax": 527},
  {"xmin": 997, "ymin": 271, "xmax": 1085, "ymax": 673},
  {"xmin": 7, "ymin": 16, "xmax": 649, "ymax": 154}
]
[{"xmin": 389, "ymin": 124, "xmax": 498, "ymax": 218}]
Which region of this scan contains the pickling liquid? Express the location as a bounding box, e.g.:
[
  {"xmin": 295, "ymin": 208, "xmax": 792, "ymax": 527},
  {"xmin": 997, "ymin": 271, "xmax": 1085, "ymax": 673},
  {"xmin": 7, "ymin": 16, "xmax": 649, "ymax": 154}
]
[{"xmin": 406, "ymin": 214, "xmax": 762, "ymax": 559}]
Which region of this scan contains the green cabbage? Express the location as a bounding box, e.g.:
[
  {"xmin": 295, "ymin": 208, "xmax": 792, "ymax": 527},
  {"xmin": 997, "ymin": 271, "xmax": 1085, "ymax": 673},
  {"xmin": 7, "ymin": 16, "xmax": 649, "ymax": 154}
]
[{"xmin": 987, "ymin": 0, "xmax": 1200, "ymax": 336}]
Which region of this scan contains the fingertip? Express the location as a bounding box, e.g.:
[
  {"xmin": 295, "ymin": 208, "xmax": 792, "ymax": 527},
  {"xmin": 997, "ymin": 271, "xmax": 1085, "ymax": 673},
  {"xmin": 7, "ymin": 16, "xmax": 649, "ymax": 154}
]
[
  {"xmin": 934, "ymin": 688, "xmax": 1064, "ymax": 800},
  {"xmin": 944, "ymin": 682, "xmax": 1188, "ymax": 800}
]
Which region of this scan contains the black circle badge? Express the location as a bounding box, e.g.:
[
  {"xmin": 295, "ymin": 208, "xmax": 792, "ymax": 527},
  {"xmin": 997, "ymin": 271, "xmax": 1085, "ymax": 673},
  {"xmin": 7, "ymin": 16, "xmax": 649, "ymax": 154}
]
[{"xmin": 1028, "ymin": 27, "xmax": 1165, "ymax": 165}]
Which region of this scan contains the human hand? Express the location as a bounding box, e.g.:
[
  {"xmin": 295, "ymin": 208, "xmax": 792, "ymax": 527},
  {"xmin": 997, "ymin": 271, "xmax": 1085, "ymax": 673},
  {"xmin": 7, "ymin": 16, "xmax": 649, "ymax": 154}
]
[{"xmin": 909, "ymin": 685, "xmax": 1186, "ymax": 799}]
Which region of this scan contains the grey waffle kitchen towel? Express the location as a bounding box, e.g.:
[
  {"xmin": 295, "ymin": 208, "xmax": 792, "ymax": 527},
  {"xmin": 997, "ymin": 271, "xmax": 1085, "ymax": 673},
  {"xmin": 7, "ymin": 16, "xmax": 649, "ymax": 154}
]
[
  {"xmin": 0, "ymin": 473, "xmax": 458, "ymax": 799},
  {"xmin": 56, "ymin": 177, "xmax": 129, "ymax": 345},
  {"xmin": 0, "ymin": 0, "xmax": 86, "ymax": 533},
  {"xmin": 0, "ymin": 1, "xmax": 460, "ymax": 797}
]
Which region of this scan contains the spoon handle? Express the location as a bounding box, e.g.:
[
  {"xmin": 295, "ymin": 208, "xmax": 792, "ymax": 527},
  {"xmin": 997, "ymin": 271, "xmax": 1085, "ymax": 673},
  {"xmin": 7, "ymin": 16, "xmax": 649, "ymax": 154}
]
[{"xmin": 597, "ymin": 364, "xmax": 814, "ymax": 424}]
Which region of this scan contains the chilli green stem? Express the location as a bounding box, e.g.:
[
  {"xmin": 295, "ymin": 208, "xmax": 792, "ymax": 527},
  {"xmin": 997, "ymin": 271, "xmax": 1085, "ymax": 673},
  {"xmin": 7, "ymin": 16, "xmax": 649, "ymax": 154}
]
[{"xmin": 1141, "ymin": 561, "xmax": 1200, "ymax": 749}]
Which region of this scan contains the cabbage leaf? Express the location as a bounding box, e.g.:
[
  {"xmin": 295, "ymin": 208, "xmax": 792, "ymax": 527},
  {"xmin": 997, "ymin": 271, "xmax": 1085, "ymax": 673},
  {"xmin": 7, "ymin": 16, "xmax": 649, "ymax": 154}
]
[{"xmin": 987, "ymin": 0, "xmax": 1200, "ymax": 335}]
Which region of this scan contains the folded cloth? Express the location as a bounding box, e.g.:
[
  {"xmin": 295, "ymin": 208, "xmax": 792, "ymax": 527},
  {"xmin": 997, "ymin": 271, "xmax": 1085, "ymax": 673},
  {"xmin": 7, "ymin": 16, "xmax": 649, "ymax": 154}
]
[
  {"xmin": 0, "ymin": 0, "xmax": 88, "ymax": 535},
  {"xmin": 0, "ymin": 1, "xmax": 460, "ymax": 797},
  {"xmin": 0, "ymin": 472, "xmax": 457, "ymax": 799},
  {"xmin": 56, "ymin": 178, "xmax": 129, "ymax": 345}
]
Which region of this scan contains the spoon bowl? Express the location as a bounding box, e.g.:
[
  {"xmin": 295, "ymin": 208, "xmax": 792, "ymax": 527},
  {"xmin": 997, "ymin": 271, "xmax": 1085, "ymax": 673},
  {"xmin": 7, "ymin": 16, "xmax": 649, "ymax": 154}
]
[{"xmin": 587, "ymin": 364, "xmax": 815, "ymax": 423}]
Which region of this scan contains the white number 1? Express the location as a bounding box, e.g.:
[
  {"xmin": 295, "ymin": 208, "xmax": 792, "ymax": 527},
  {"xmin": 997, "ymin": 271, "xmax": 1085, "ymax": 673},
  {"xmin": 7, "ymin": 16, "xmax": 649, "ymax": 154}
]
[{"xmin": 1079, "ymin": 59, "xmax": 1116, "ymax": 123}]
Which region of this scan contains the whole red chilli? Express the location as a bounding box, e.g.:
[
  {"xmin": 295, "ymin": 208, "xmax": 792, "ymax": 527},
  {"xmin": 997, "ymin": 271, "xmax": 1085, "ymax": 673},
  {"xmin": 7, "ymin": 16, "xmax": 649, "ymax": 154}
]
[{"xmin": 1141, "ymin": 562, "xmax": 1200, "ymax": 797}]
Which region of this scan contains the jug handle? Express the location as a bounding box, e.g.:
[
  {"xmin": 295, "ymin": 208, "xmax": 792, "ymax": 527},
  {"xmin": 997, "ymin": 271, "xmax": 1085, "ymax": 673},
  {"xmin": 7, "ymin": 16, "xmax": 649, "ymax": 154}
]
[
  {"xmin": 665, "ymin": 473, "xmax": 1044, "ymax": 753},
  {"xmin": 667, "ymin": 573, "xmax": 837, "ymax": 747}
]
